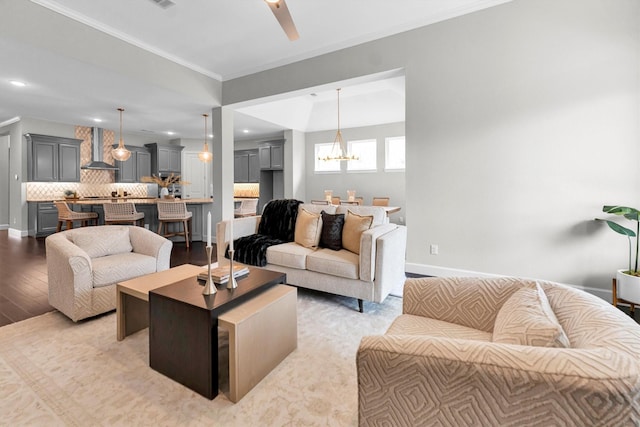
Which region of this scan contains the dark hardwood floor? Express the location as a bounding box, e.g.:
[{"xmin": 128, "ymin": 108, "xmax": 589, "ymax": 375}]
[{"xmin": 0, "ymin": 230, "xmax": 214, "ymax": 327}]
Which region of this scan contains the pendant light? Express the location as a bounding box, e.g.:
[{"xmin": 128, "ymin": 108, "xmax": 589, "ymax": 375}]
[
  {"xmin": 318, "ymin": 88, "xmax": 358, "ymax": 162},
  {"xmin": 198, "ymin": 113, "xmax": 212, "ymax": 163},
  {"xmin": 111, "ymin": 107, "xmax": 131, "ymax": 161}
]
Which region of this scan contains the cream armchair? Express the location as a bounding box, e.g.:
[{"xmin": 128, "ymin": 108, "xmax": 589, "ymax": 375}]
[
  {"xmin": 46, "ymin": 225, "xmax": 172, "ymax": 321},
  {"xmin": 357, "ymin": 277, "xmax": 640, "ymax": 426}
]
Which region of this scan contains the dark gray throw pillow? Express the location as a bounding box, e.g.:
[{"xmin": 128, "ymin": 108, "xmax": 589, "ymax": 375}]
[{"xmin": 320, "ymin": 211, "xmax": 345, "ymax": 250}]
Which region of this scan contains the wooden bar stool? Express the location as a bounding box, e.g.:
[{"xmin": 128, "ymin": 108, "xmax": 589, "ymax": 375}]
[
  {"xmin": 157, "ymin": 201, "xmax": 192, "ymax": 248},
  {"xmin": 103, "ymin": 202, "xmax": 145, "ymax": 226},
  {"xmin": 54, "ymin": 201, "xmax": 98, "ymax": 232}
]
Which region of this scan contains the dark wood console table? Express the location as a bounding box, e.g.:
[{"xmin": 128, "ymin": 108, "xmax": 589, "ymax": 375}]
[{"xmin": 148, "ymin": 267, "xmax": 286, "ymax": 399}]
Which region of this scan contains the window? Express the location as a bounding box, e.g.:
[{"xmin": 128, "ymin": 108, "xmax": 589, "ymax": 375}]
[
  {"xmin": 314, "ymin": 143, "xmax": 340, "ymax": 172},
  {"xmin": 346, "ymin": 139, "xmax": 377, "ymax": 171},
  {"xmin": 385, "ymin": 136, "xmax": 405, "ymax": 170}
]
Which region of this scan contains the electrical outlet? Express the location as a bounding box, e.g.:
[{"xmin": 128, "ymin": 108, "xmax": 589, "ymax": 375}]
[
  {"xmin": 430, "ymin": 244, "xmax": 439, "ymax": 255},
  {"xmin": 399, "ymin": 216, "xmax": 404, "ymax": 224}
]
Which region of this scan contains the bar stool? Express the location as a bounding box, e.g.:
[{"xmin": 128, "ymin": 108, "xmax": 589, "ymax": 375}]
[
  {"xmin": 54, "ymin": 201, "xmax": 98, "ymax": 232},
  {"xmin": 103, "ymin": 202, "xmax": 145, "ymax": 226},
  {"xmin": 234, "ymin": 199, "xmax": 258, "ymax": 218},
  {"xmin": 157, "ymin": 201, "xmax": 192, "ymax": 248}
]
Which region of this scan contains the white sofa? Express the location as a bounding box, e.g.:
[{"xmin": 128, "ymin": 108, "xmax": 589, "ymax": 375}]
[
  {"xmin": 217, "ymin": 203, "xmax": 407, "ymax": 312},
  {"xmin": 46, "ymin": 225, "xmax": 173, "ymax": 321}
]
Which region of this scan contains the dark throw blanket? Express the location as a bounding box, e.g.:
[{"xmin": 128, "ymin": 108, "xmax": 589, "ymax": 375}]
[{"xmin": 226, "ymin": 199, "xmax": 303, "ymax": 267}]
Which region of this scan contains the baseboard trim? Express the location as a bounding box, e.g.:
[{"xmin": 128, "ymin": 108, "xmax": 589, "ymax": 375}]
[
  {"xmin": 404, "ymin": 262, "xmax": 612, "ymax": 302},
  {"xmin": 8, "ymin": 228, "xmax": 28, "ymax": 238}
]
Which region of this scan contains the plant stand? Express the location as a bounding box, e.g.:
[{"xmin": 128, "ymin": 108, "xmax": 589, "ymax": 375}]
[{"xmin": 612, "ymin": 278, "xmax": 636, "ymax": 316}]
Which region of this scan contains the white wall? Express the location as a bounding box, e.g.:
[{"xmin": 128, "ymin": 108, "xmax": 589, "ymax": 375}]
[
  {"xmin": 0, "ymin": 135, "xmax": 9, "ymax": 228},
  {"xmin": 223, "ymin": 0, "xmax": 640, "ymax": 295},
  {"xmin": 305, "ymin": 122, "xmax": 406, "ymax": 223}
]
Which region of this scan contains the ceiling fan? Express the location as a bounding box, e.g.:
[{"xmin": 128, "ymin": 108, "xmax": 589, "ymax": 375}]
[{"xmin": 264, "ymin": 0, "xmax": 299, "ymax": 41}]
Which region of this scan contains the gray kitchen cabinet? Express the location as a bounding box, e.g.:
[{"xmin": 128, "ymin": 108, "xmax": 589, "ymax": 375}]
[
  {"xmin": 114, "ymin": 145, "xmax": 151, "ymax": 183},
  {"xmin": 234, "ymin": 149, "xmax": 260, "ymax": 183},
  {"xmin": 26, "ymin": 133, "xmax": 82, "ymax": 182},
  {"xmin": 145, "ymin": 143, "xmax": 184, "ymax": 175},
  {"xmin": 258, "ymin": 141, "xmax": 284, "ymax": 170},
  {"xmin": 186, "ymin": 204, "xmax": 203, "ymax": 242}
]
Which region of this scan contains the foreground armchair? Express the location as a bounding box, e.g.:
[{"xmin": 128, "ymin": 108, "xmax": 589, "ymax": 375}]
[
  {"xmin": 46, "ymin": 225, "xmax": 172, "ymax": 321},
  {"xmin": 357, "ymin": 276, "xmax": 640, "ymax": 426}
]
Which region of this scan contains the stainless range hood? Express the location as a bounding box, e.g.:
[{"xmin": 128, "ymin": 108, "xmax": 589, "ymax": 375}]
[{"xmin": 81, "ymin": 127, "xmax": 118, "ymax": 170}]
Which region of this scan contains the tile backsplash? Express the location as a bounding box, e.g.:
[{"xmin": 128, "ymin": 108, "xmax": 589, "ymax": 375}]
[
  {"xmin": 27, "ymin": 183, "xmax": 149, "ymax": 201},
  {"xmin": 234, "ymin": 183, "xmax": 259, "ymax": 198}
]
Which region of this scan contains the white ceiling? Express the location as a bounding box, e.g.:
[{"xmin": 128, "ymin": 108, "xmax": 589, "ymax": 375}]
[{"xmin": 1, "ymin": 0, "xmax": 510, "ymax": 140}]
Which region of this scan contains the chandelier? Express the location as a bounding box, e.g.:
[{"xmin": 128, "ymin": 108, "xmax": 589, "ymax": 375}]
[
  {"xmin": 111, "ymin": 107, "xmax": 131, "ymax": 161},
  {"xmin": 198, "ymin": 113, "xmax": 212, "ymax": 163},
  {"xmin": 319, "ymin": 88, "xmax": 358, "ymax": 162}
]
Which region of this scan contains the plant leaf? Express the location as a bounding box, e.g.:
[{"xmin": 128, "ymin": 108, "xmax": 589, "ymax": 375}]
[
  {"xmin": 603, "ymin": 205, "xmax": 640, "ymax": 218},
  {"xmin": 596, "ymin": 219, "xmax": 637, "ymax": 237}
]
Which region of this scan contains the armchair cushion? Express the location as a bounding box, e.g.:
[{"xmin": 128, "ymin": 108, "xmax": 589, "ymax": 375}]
[
  {"xmin": 73, "ymin": 226, "xmax": 132, "ymax": 258},
  {"xmin": 493, "ymin": 282, "xmax": 570, "ymax": 348}
]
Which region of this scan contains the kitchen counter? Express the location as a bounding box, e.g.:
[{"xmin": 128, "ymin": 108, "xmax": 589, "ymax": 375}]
[{"xmin": 65, "ymin": 197, "xmax": 213, "ymax": 205}]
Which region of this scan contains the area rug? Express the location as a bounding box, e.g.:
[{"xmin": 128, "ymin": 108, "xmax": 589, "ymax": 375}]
[{"xmin": 0, "ymin": 289, "xmax": 401, "ymax": 426}]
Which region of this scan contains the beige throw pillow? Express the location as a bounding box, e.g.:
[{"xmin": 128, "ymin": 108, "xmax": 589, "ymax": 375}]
[
  {"xmin": 342, "ymin": 210, "xmax": 374, "ymax": 255},
  {"xmin": 73, "ymin": 226, "xmax": 132, "ymax": 258},
  {"xmin": 294, "ymin": 208, "xmax": 323, "ymax": 248},
  {"xmin": 492, "ymin": 283, "xmax": 570, "ymax": 348}
]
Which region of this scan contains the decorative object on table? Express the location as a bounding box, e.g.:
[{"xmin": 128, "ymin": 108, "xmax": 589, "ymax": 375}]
[
  {"xmin": 197, "ymin": 263, "xmax": 249, "ymax": 284},
  {"xmin": 324, "ymin": 190, "xmax": 332, "ymax": 203},
  {"xmin": 596, "ymin": 205, "xmax": 640, "ymax": 303},
  {"xmin": 63, "ymin": 189, "xmax": 78, "ymax": 199},
  {"xmin": 202, "ymin": 245, "xmax": 216, "ymax": 295},
  {"xmin": 347, "ymin": 190, "xmax": 356, "ymax": 202},
  {"xmin": 227, "ymin": 250, "xmax": 238, "ymax": 289},
  {"xmin": 111, "ymin": 107, "xmax": 131, "ymax": 161},
  {"xmin": 198, "ymin": 113, "xmax": 212, "ymax": 163},
  {"xmin": 202, "ymin": 211, "xmax": 216, "ymax": 295},
  {"xmin": 317, "ymin": 88, "xmax": 358, "ymax": 162}
]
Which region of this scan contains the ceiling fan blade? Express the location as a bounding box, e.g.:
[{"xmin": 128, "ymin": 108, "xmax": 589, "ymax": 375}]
[{"xmin": 266, "ymin": 0, "xmax": 299, "ymax": 41}]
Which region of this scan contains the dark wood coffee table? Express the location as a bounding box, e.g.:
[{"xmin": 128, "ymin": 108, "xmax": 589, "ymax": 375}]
[{"xmin": 148, "ymin": 266, "xmax": 286, "ymax": 400}]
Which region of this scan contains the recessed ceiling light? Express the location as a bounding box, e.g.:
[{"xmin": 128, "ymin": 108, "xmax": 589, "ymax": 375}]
[
  {"xmin": 9, "ymin": 80, "xmax": 26, "ymax": 87},
  {"xmin": 166, "ymin": 131, "xmax": 175, "ymax": 135},
  {"xmin": 243, "ymin": 129, "xmax": 250, "ymax": 133},
  {"xmin": 208, "ymin": 134, "xmax": 214, "ymax": 138},
  {"xmin": 92, "ymin": 118, "xmax": 103, "ymax": 123}
]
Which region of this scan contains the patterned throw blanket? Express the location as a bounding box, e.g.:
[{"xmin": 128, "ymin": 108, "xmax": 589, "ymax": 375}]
[{"xmin": 226, "ymin": 199, "xmax": 303, "ymax": 267}]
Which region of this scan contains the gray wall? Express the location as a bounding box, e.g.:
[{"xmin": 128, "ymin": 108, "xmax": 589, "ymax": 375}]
[
  {"xmin": 305, "ymin": 122, "xmax": 406, "ymax": 224},
  {"xmin": 0, "ymin": 135, "xmax": 9, "ymax": 228},
  {"xmin": 223, "ymin": 0, "xmax": 640, "ymax": 297}
]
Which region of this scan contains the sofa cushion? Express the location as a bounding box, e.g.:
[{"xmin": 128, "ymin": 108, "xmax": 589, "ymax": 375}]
[
  {"xmin": 300, "ymin": 203, "xmax": 337, "ymax": 215},
  {"xmin": 335, "ymin": 205, "xmax": 387, "ymax": 226},
  {"xmin": 266, "ymin": 242, "xmax": 315, "ymax": 270},
  {"xmin": 307, "ymin": 248, "xmax": 359, "ymax": 280},
  {"xmin": 342, "ymin": 211, "xmax": 373, "ymax": 255},
  {"xmin": 294, "ymin": 208, "xmax": 322, "ymax": 248},
  {"xmin": 387, "ymin": 314, "xmax": 492, "ymax": 341},
  {"xmin": 320, "ymin": 211, "xmax": 345, "ymax": 251},
  {"xmin": 73, "ymin": 226, "xmax": 132, "ymax": 258},
  {"xmin": 92, "ymin": 252, "xmax": 157, "ymax": 288},
  {"xmin": 493, "ymin": 283, "xmax": 570, "ymax": 348}
]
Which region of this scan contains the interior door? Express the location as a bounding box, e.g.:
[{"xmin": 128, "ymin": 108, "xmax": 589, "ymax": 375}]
[{"xmin": 182, "ymin": 152, "xmax": 209, "ymax": 199}]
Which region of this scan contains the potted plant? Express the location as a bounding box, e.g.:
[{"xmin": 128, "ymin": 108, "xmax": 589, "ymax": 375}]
[{"xmin": 597, "ymin": 205, "xmax": 640, "ymax": 303}]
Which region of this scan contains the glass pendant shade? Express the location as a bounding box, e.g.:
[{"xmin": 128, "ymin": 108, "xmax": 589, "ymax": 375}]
[
  {"xmin": 319, "ymin": 88, "xmax": 358, "ymax": 162},
  {"xmin": 111, "ymin": 108, "xmax": 131, "ymax": 161},
  {"xmin": 199, "ymin": 113, "xmax": 212, "ymax": 163}
]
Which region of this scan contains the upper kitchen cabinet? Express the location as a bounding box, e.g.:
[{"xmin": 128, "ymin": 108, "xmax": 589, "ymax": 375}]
[
  {"xmin": 145, "ymin": 143, "xmax": 183, "ymax": 175},
  {"xmin": 234, "ymin": 149, "xmax": 260, "ymax": 183},
  {"xmin": 26, "ymin": 133, "xmax": 82, "ymax": 182},
  {"xmin": 114, "ymin": 145, "xmax": 151, "ymax": 183},
  {"xmin": 259, "ymin": 141, "xmax": 284, "ymax": 170}
]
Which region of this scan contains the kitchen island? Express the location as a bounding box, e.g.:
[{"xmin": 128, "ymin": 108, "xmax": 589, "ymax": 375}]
[{"xmin": 28, "ymin": 197, "xmax": 214, "ymax": 240}]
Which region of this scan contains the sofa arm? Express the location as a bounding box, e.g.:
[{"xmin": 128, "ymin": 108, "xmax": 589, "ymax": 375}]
[
  {"xmin": 368, "ymin": 225, "xmax": 407, "ymax": 303},
  {"xmin": 403, "ymin": 277, "xmax": 531, "ymax": 333},
  {"xmin": 45, "ymin": 233, "xmax": 93, "ymax": 321},
  {"xmin": 128, "ymin": 226, "xmax": 173, "ymax": 271},
  {"xmin": 359, "ymin": 224, "xmax": 399, "ymax": 282},
  {"xmin": 216, "ymin": 216, "xmax": 261, "ymax": 262},
  {"xmin": 357, "ymin": 335, "xmax": 640, "ymax": 426}
]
